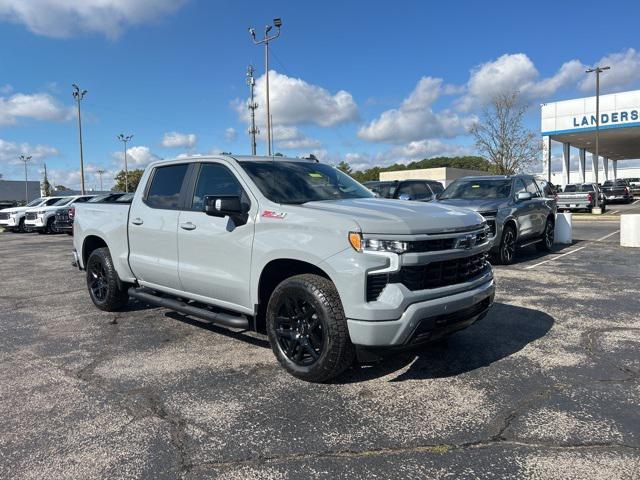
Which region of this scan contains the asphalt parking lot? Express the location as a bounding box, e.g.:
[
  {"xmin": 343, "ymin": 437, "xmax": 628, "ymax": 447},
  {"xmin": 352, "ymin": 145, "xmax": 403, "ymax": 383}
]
[{"xmin": 1, "ymin": 220, "xmax": 639, "ymax": 479}]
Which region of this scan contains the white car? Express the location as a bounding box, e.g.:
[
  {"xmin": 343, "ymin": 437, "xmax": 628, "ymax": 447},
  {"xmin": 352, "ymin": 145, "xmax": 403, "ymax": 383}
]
[
  {"xmin": 0, "ymin": 197, "xmax": 64, "ymax": 232},
  {"xmin": 24, "ymin": 195, "xmax": 95, "ymax": 234}
]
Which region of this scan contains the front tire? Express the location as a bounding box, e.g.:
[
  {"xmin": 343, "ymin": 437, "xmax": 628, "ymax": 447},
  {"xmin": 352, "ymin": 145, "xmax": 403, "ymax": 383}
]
[
  {"xmin": 496, "ymin": 225, "xmax": 517, "ymax": 265},
  {"xmin": 266, "ymin": 274, "xmax": 355, "ymax": 382},
  {"xmin": 536, "ymin": 218, "xmax": 555, "ymax": 252},
  {"xmin": 86, "ymin": 247, "xmax": 129, "ymax": 311}
]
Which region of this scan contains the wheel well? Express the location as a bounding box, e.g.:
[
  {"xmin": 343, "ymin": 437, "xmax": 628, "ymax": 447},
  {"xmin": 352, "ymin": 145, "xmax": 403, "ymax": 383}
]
[
  {"xmin": 256, "ymin": 259, "xmax": 330, "ymax": 331},
  {"xmin": 83, "ymin": 235, "xmax": 108, "ymax": 266},
  {"xmin": 503, "ymin": 218, "xmax": 518, "ymax": 237}
]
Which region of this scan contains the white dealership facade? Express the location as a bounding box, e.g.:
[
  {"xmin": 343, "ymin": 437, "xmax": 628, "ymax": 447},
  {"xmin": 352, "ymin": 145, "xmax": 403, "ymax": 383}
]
[{"xmin": 541, "ymin": 89, "xmax": 640, "ymax": 186}]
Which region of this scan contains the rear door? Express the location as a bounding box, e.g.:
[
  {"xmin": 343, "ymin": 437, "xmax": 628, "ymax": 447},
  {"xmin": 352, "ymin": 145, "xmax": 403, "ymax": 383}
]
[
  {"xmin": 177, "ymin": 161, "xmax": 256, "ymax": 312},
  {"xmin": 513, "ymin": 178, "xmax": 535, "ymax": 239},
  {"xmin": 523, "ymin": 177, "xmax": 546, "ymax": 235},
  {"xmin": 128, "ymin": 163, "xmax": 190, "ymax": 291}
]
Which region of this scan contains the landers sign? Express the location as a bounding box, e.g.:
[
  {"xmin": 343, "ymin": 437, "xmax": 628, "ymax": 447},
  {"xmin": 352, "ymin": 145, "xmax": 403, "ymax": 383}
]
[{"xmin": 573, "ymin": 109, "xmax": 640, "ymax": 128}]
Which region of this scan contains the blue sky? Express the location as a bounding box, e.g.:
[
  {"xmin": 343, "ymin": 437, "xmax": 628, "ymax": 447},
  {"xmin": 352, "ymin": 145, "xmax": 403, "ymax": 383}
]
[{"xmin": 1, "ymin": 0, "xmax": 639, "ymax": 189}]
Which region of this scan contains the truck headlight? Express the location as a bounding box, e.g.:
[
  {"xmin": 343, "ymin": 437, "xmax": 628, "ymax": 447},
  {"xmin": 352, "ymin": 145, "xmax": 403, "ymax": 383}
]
[{"xmin": 348, "ymin": 232, "xmax": 408, "ymax": 253}]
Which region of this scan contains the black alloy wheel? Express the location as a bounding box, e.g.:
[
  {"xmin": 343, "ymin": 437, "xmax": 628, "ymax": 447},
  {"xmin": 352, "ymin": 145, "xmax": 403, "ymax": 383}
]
[
  {"xmin": 86, "ymin": 247, "xmax": 129, "ymax": 311},
  {"xmin": 537, "ymin": 218, "xmax": 554, "ymax": 252},
  {"xmin": 274, "ymin": 295, "xmax": 324, "ymax": 367},
  {"xmin": 88, "ymin": 258, "xmax": 108, "ymax": 302}
]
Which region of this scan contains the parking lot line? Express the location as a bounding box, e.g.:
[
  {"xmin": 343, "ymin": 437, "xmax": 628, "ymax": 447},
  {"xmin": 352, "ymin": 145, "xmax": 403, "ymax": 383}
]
[{"xmin": 524, "ymin": 229, "xmax": 620, "ymax": 270}]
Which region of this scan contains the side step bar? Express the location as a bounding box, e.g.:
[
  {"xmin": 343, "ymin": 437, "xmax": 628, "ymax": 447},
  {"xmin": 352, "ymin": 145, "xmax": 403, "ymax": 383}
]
[{"xmin": 128, "ymin": 287, "xmax": 249, "ymax": 330}]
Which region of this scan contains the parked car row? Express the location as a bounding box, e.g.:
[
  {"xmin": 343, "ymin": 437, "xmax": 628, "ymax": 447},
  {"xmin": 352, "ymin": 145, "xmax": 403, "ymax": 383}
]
[{"xmin": 0, "ymin": 192, "xmax": 130, "ymax": 234}]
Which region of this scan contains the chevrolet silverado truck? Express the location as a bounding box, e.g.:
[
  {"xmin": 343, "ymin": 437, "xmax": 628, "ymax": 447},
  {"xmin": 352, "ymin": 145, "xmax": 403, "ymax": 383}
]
[
  {"xmin": 73, "ymin": 155, "xmax": 495, "ymax": 382},
  {"xmin": 437, "ymin": 175, "xmax": 557, "ymax": 265},
  {"xmin": 55, "ymin": 193, "xmax": 131, "ymax": 234},
  {"xmin": 556, "ymin": 183, "xmax": 606, "ymax": 213},
  {"xmin": 602, "ymin": 179, "xmax": 634, "ymax": 203},
  {"xmin": 0, "ymin": 196, "xmax": 64, "ymax": 232}
]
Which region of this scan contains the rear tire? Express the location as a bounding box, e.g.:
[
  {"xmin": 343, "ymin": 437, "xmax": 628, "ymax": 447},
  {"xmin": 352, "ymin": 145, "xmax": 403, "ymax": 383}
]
[
  {"xmin": 495, "ymin": 225, "xmax": 517, "ymax": 265},
  {"xmin": 266, "ymin": 274, "xmax": 355, "ymax": 383},
  {"xmin": 86, "ymin": 247, "xmax": 129, "ymax": 311},
  {"xmin": 536, "ymin": 218, "xmax": 554, "ymax": 252}
]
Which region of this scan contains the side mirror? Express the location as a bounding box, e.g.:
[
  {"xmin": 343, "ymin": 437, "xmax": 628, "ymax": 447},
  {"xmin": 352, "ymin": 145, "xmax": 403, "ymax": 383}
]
[
  {"xmin": 516, "ymin": 192, "xmax": 532, "ymax": 202},
  {"xmin": 398, "ymin": 193, "xmax": 413, "ymax": 201},
  {"xmin": 203, "ymin": 195, "xmax": 248, "ymax": 224}
]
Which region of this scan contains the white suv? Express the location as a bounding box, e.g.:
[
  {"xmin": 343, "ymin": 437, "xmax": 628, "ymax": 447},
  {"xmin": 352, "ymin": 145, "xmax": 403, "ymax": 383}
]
[
  {"xmin": 0, "ymin": 197, "xmax": 63, "ymax": 232},
  {"xmin": 24, "ymin": 195, "xmax": 94, "ymax": 234}
]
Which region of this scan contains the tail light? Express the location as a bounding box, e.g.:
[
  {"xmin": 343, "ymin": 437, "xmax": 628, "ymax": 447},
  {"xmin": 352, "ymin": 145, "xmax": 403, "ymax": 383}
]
[
  {"xmin": 587, "ymin": 193, "xmax": 593, "ymax": 203},
  {"xmin": 68, "ymin": 207, "xmax": 75, "ymax": 220},
  {"xmin": 625, "ymin": 186, "xmax": 630, "ymax": 194}
]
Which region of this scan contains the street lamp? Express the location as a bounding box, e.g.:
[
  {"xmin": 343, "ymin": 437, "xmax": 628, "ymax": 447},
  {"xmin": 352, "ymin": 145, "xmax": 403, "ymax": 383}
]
[
  {"xmin": 18, "ymin": 154, "xmax": 32, "ymax": 204},
  {"xmin": 117, "ymin": 134, "xmax": 134, "ymax": 192},
  {"xmin": 585, "ymin": 66, "xmax": 610, "ymax": 207},
  {"xmin": 249, "ymin": 17, "xmax": 282, "ymax": 156},
  {"xmin": 72, "ymin": 84, "xmax": 87, "ymax": 195},
  {"xmin": 96, "ymin": 169, "xmax": 105, "ymax": 191}
]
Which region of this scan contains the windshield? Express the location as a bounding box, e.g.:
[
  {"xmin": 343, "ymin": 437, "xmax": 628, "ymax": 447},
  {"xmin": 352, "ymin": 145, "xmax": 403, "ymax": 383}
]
[
  {"xmin": 27, "ymin": 198, "xmax": 44, "ymax": 207},
  {"xmin": 87, "ymin": 193, "xmax": 124, "ymax": 203},
  {"xmin": 564, "ymin": 185, "xmax": 578, "ymax": 192},
  {"xmin": 43, "ymin": 198, "xmax": 63, "ymax": 206},
  {"xmin": 240, "ymin": 161, "xmax": 374, "ymax": 204},
  {"xmin": 366, "ymin": 182, "xmax": 397, "ymax": 198},
  {"xmin": 53, "ymin": 197, "xmax": 74, "ymax": 206},
  {"xmin": 440, "ymin": 179, "xmax": 512, "ymax": 200}
]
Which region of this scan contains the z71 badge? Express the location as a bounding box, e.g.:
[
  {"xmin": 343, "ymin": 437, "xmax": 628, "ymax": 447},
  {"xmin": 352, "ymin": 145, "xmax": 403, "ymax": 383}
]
[{"xmin": 261, "ymin": 210, "xmax": 287, "ymax": 219}]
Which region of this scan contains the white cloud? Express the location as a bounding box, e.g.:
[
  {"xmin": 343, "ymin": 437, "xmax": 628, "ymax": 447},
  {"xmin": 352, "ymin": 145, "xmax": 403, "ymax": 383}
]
[
  {"xmin": 0, "ymin": 138, "xmax": 59, "ymax": 163},
  {"xmin": 579, "ymin": 48, "xmax": 640, "ymax": 93},
  {"xmin": 0, "ymin": 92, "xmax": 74, "ymax": 125},
  {"xmin": 0, "ymin": 0, "xmax": 187, "ymax": 39},
  {"xmin": 224, "ymin": 127, "xmax": 237, "ymax": 143},
  {"xmin": 358, "ymin": 76, "xmax": 476, "ymax": 143},
  {"xmin": 235, "ymin": 70, "xmax": 358, "ymax": 128},
  {"xmin": 161, "ymin": 131, "xmax": 197, "ymax": 149},
  {"xmin": 270, "ymin": 125, "xmax": 321, "ymax": 150},
  {"xmin": 456, "ymin": 53, "xmax": 584, "ymax": 111},
  {"xmin": 113, "ymin": 145, "xmax": 161, "ymax": 168}
]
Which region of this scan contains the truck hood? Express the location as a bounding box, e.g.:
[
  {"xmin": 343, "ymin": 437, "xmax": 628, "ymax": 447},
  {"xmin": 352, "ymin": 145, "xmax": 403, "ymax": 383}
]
[
  {"xmin": 0, "ymin": 206, "xmax": 30, "ymax": 214},
  {"xmin": 300, "ymin": 198, "xmax": 485, "ymax": 235},
  {"xmin": 435, "ymin": 198, "xmax": 507, "ymax": 213}
]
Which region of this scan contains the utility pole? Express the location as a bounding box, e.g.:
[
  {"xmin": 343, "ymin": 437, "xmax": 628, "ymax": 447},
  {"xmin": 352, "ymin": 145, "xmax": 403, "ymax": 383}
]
[
  {"xmin": 249, "ymin": 17, "xmax": 282, "ymax": 156},
  {"xmin": 72, "ymin": 84, "xmax": 87, "ymax": 195},
  {"xmin": 18, "ymin": 154, "xmax": 32, "ymax": 204},
  {"xmin": 117, "ymin": 134, "xmax": 134, "ymax": 192},
  {"xmin": 96, "ymin": 169, "xmax": 105, "ymax": 191},
  {"xmin": 247, "ymin": 65, "xmax": 259, "ymax": 155},
  {"xmin": 585, "ymin": 65, "xmax": 610, "ymax": 207}
]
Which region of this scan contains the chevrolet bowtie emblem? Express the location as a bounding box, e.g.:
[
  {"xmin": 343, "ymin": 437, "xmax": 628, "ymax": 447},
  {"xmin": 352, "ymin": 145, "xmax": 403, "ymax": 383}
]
[{"xmin": 455, "ymin": 233, "xmax": 477, "ymax": 250}]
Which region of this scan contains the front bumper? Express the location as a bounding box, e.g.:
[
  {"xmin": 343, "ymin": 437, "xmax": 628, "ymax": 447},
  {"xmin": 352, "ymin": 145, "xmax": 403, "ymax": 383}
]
[
  {"xmin": 347, "ymin": 278, "xmax": 495, "ymax": 346},
  {"xmin": 0, "ymin": 218, "xmax": 17, "ymax": 228},
  {"xmin": 25, "ymin": 218, "xmax": 45, "ymax": 228}
]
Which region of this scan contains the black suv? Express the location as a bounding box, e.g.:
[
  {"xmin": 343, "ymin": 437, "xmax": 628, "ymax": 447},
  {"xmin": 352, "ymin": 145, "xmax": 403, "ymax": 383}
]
[{"xmin": 363, "ymin": 179, "xmax": 444, "ymax": 202}]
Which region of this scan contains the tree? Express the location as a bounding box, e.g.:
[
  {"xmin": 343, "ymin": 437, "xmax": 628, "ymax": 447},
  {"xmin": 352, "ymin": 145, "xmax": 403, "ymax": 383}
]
[
  {"xmin": 42, "ymin": 165, "xmax": 52, "ymax": 196},
  {"xmin": 112, "ymin": 169, "xmax": 144, "ymax": 192},
  {"xmin": 469, "ymin": 92, "xmax": 540, "ymax": 175},
  {"xmin": 336, "ymin": 161, "xmax": 352, "ymax": 174},
  {"xmin": 54, "ymin": 185, "xmax": 68, "ymax": 191}
]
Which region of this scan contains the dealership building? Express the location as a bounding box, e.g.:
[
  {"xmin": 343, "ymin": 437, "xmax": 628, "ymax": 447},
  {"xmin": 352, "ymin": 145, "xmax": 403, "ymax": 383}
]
[{"xmin": 542, "ymin": 89, "xmax": 640, "ymax": 186}]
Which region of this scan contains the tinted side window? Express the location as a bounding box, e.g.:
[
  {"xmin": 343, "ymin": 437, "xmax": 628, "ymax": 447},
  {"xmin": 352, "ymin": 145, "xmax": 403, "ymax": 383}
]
[
  {"xmin": 514, "ymin": 179, "xmax": 527, "ymax": 194},
  {"xmin": 523, "ymin": 178, "xmax": 540, "ymax": 197},
  {"xmin": 191, "ymin": 163, "xmax": 243, "ymax": 211},
  {"xmin": 145, "ymin": 164, "xmax": 189, "ymax": 209},
  {"xmin": 430, "ymin": 183, "xmax": 444, "ymax": 194},
  {"xmin": 410, "ymin": 182, "xmax": 432, "ymax": 200}
]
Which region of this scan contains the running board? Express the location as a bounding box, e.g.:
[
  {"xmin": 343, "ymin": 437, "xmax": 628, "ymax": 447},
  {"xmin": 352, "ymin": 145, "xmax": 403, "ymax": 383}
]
[
  {"xmin": 128, "ymin": 287, "xmax": 249, "ymax": 329},
  {"xmin": 519, "ymin": 238, "xmax": 543, "ymax": 248}
]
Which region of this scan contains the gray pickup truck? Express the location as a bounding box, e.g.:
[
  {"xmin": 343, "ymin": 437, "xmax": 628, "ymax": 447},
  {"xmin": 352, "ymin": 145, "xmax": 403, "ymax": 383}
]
[
  {"xmin": 436, "ymin": 175, "xmax": 557, "ymax": 265},
  {"xmin": 73, "ymin": 155, "xmax": 495, "ymax": 382},
  {"xmin": 556, "ymin": 183, "xmax": 606, "ymax": 213}
]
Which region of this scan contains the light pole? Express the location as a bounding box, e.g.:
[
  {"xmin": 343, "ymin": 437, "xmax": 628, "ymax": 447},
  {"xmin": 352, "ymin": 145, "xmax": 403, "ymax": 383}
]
[
  {"xmin": 72, "ymin": 84, "xmax": 87, "ymax": 195},
  {"xmin": 96, "ymin": 169, "xmax": 105, "ymax": 191},
  {"xmin": 249, "ymin": 17, "xmax": 282, "ymax": 156},
  {"xmin": 585, "ymin": 65, "xmax": 610, "ymax": 207},
  {"xmin": 247, "ymin": 65, "xmax": 259, "ymax": 155},
  {"xmin": 117, "ymin": 134, "xmax": 133, "ymax": 192},
  {"xmin": 18, "ymin": 154, "xmax": 32, "ymax": 204}
]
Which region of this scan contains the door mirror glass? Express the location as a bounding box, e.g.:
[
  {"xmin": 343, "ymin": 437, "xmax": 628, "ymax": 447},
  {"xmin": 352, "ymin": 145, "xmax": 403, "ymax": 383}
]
[
  {"xmin": 516, "ymin": 192, "xmax": 532, "ymax": 202},
  {"xmin": 203, "ymin": 195, "xmax": 245, "ymax": 217}
]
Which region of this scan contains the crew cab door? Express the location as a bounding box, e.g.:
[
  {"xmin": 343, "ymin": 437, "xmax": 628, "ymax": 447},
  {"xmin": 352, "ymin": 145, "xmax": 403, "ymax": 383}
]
[
  {"xmin": 523, "ymin": 177, "xmax": 546, "ymax": 236},
  {"xmin": 176, "ymin": 161, "xmax": 256, "ymax": 312},
  {"xmin": 513, "ymin": 178, "xmax": 536, "ymax": 240},
  {"xmin": 128, "ymin": 163, "xmax": 190, "ymax": 291}
]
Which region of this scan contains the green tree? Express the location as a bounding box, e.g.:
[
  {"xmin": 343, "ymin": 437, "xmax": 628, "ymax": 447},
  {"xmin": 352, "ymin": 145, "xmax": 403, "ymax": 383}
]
[
  {"xmin": 336, "ymin": 161, "xmax": 352, "ymax": 174},
  {"xmin": 112, "ymin": 169, "xmax": 144, "ymax": 192},
  {"xmin": 54, "ymin": 185, "xmax": 68, "ymax": 191}
]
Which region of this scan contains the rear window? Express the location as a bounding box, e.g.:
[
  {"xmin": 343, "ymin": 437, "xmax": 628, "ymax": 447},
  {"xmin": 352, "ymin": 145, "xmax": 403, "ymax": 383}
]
[
  {"xmin": 564, "ymin": 185, "xmax": 578, "ymax": 192},
  {"xmin": 145, "ymin": 164, "xmax": 189, "ymax": 209}
]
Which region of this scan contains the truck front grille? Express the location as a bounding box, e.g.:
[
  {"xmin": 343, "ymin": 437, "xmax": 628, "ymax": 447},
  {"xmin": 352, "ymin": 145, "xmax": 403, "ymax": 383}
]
[
  {"xmin": 0, "ymin": 213, "xmax": 9, "ymax": 220},
  {"xmin": 366, "ymin": 253, "xmax": 489, "ymax": 301},
  {"xmin": 25, "ymin": 212, "xmax": 37, "ymax": 220},
  {"xmin": 485, "ymin": 219, "xmax": 496, "ymax": 236}
]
